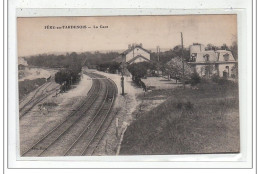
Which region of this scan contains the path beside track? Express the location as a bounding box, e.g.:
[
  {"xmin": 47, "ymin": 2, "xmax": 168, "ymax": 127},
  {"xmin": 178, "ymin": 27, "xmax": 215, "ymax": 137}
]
[{"xmin": 21, "ymin": 72, "xmax": 117, "ymax": 157}]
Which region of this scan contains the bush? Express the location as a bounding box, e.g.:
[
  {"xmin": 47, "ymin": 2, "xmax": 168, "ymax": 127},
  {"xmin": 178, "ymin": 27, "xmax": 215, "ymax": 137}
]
[
  {"xmin": 210, "ymin": 74, "xmax": 238, "ymax": 89},
  {"xmin": 189, "ymin": 73, "xmax": 201, "ymax": 86},
  {"xmin": 211, "ymin": 74, "xmax": 220, "ymax": 83},
  {"xmin": 98, "ymin": 62, "xmax": 120, "ymax": 73},
  {"xmin": 176, "ymin": 101, "xmax": 193, "ymax": 110},
  {"xmin": 127, "ymin": 62, "xmax": 155, "ymax": 79},
  {"xmin": 211, "ymin": 74, "xmax": 229, "ymax": 85},
  {"xmin": 184, "ymin": 101, "xmax": 193, "ymax": 110},
  {"xmin": 55, "ymin": 68, "xmax": 81, "ymax": 92}
]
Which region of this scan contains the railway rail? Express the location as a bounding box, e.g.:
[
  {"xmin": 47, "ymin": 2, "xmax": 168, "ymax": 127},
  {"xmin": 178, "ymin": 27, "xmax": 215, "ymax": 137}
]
[
  {"xmin": 21, "ymin": 72, "xmax": 118, "ymax": 157},
  {"xmin": 19, "ymin": 82, "xmax": 51, "ymax": 109},
  {"xmin": 19, "ymin": 82, "xmax": 59, "ymax": 119},
  {"xmin": 64, "ymin": 78, "xmax": 117, "ymax": 156}
]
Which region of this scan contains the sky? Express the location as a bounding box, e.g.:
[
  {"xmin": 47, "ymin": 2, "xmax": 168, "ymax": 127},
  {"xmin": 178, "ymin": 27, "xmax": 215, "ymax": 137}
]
[{"xmin": 17, "ymin": 15, "xmax": 237, "ymax": 57}]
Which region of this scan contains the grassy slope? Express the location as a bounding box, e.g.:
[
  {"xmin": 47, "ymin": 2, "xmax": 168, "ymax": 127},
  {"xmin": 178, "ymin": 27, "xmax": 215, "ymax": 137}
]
[
  {"xmin": 120, "ymin": 80, "xmax": 239, "ymax": 155},
  {"xmin": 19, "ymin": 78, "xmax": 46, "ymax": 101}
]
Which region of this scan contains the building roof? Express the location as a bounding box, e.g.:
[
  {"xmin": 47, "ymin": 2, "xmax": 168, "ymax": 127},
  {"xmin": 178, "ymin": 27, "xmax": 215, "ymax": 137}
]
[
  {"xmin": 201, "ymin": 50, "xmax": 216, "ymax": 53},
  {"xmin": 121, "ymin": 45, "xmax": 151, "ymax": 55},
  {"xmin": 127, "ymin": 55, "xmax": 151, "ymax": 64},
  {"xmin": 215, "ymin": 50, "xmax": 232, "ymax": 53},
  {"xmin": 189, "ymin": 49, "xmax": 236, "ymax": 64},
  {"xmin": 188, "ymin": 61, "xmax": 237, "ymax": 65}
]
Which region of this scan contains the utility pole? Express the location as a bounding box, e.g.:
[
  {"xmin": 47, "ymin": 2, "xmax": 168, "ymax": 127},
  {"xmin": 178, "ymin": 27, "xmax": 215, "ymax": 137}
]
[
  {"xmin": 121, "ymin": 74, "xmax": 124, "ymax": 95},
  {"xmin": 157, "ymin": 46, "xmax": 160, "ymax": 62},
  {"xmin": 181, "ymin": 32, "xmax": 185, "ymax": 89},
  {"xmin": 157, "ymin": 46, "xmax": 160, "ymax": 76},
  {"xmin": 120, "ymin": 54, "xmax": 125, "ymax": 96}
]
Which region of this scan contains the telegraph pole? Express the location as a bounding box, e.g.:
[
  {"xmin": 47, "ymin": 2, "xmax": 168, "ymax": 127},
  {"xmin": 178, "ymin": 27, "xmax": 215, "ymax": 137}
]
[
  {"xmin": 181, "ymin": 32, "xmax": 185, "ymax": 89},
  {"xmin": 157, "ymin": 46, "xmax": 160, "ymax": 75},
  {"xmin": 120, "ymin": 57, "xmax": 125, "ymax": 96},
  {"xmin": 157, "ymin": 46, "xmax": 160, "ymax": 62},
  {"xmin": 121, "ymin": 74, "xmax": 124, "ymax": 95}
]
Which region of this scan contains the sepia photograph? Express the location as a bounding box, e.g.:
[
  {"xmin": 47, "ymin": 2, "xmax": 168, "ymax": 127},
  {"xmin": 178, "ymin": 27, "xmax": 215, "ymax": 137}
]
[{"xmin": 17, "ymin": 15, "xmax": 239, "ymax": 157}]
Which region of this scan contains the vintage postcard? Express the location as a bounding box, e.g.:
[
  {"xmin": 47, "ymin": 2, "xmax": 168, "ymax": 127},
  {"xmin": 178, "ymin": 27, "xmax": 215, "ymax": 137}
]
[{"xmin": 17, "ymin": 15, "xmax": 239, "ymax": 157}]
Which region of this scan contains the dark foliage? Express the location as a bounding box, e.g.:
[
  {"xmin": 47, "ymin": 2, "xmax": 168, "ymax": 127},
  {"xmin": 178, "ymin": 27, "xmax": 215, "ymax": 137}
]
[
  {"xmin": 127, "ymin": 62, "xmax": 156, "ymax": 79},
  {"xmin": 25, "ymin": 51, "xmax": 120, "ymax": 68},
  {"xmin": 189, "ymin": 73, "xmax": 201, "ymax": 86},
  {"xmin": 84, "ymin": 51, "xmax": 120, "ymax": 66},
  {"xmin": 25, "ymin": 52, "xmax": 85, "ymax": 68},
  {"xmin": 230, "ymin": 41, "xmax": 238, "ymax": 60},
  {"xmin": 211, "ymin": 74, "xmax": 237, "ymax": 88},
  {"xmin": 150, "ymin": 46, "xmax": 190, "ymax": 63},
  {"xmin": 53, "ymin": 53, "xmax": 83, "ymax": 92},
  {"xmin": 127, "ymin": 62, "xmax": 156, "ymax": 91},
  {"xmin": 97, "ymin": 61, "xmax": 121, "ymax": 73},
  {"xmin": 55, "ymin": 67, "xmax": 81, "ymax": 92},
  {"xmin": 19, "ymin": 78, "xmax": 46, "ymax": 100}
]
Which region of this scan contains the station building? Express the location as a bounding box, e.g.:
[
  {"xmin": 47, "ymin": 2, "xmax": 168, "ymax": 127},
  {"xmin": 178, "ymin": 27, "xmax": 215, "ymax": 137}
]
[
  {"xmin": 188, "ymin": 43, "xmax": 237, "ymax": 78},
  {"xmin": 114, "ymin": 44, "xmax": 151, "ymax": 65}
]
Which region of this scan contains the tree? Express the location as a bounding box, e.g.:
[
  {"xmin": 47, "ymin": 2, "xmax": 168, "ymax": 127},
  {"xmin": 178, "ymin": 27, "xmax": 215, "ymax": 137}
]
[
  {"xmin": 55, "ymin": 68, "xmax": 82, "ymax": 92},
  {"xmin": 205, "ymin": 44, "xmax": 217, "ymax": 51},
  {"xmin": 98, "ymin": 61, "xmax": 121, "ymax": 73},
  {"xmin": 108, "ymin": 62, "xmax": 121, "ymax": 73},
  {"xmin": 55, "ymin": 69, "xmax": 71, "ymax": 85},
  {"xmin": 127, "ymin": 62, "xmax": 155, "ymax": 79},
  {"xmin": 150, "ymin": 46, "xmax": 190, "ymax": 63},
  {"xmin": 172, "ymin": 45, "xmax": 190, "ymax": 62},
  {"xmin": 230, "ymin": 41, "xmax": 238, "ymax": 60},
  {"xmin": 127, "ymin": 63, "xmax": 147, "ymax": 79},
  {"xmin": 25, "ymin": 51, "xmax": 120, "ymax": 69},
  {"xmin": 220, "ymin": 44, "xmax": 230, "ymax": 51},
  {"xmin": 164, "ymin": 57, "xmax": 193, "ymax": 82}
]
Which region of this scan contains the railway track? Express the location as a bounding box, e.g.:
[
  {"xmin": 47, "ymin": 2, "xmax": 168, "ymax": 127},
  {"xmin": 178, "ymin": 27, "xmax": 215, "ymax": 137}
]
[
  {"xmin": 84, "ymin": 79, "xmax": 118, "ymax": 156},
  {"xmin": 21, "ymin": 75, "xmax": 101, "ymax": 156},
  {"xmin": 19, "ymin": 82, "xmax": 51, "ymax": 110},
  {"xmin": 19, "ymin": 82, "xmax": 59, "ymax": 119},
  {"xmin": 66, "ymin": 78, "xmax": 117, "ymax": 156},
  {"xmin": 21, "ymin": 72, "xmax": 118, "ymax": 157},
  {"xmin": 21, "ymin": 74, "xmax": 117, "ymax": 156},
  {"xmin": 63, "ymin": 79, "xmax": 115, "ymax": 156}
]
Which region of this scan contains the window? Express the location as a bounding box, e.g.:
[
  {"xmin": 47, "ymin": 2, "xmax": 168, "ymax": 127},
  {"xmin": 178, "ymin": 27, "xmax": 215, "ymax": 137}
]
[
  {"xmin": 223, "ymin": 53, "xmax": 229, "ymax": 61},
  {"xmin": 190, "ymin": 53, "xmax": 197, "ymax": 62},
  {"xmin": 203, "ymin": 54, "xmax": 209, "ymax": 61}
]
